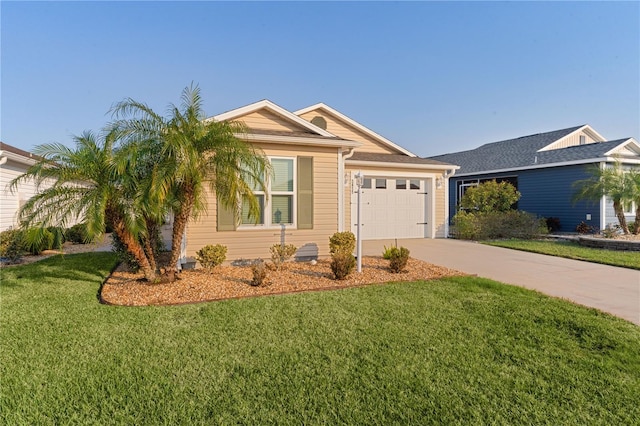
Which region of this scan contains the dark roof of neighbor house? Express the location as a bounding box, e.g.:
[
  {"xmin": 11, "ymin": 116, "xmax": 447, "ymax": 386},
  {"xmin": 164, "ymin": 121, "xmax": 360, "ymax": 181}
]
[
  {"xmin": 348, "ymin": 151, "xmax": 455, "ymax": 167},
  {"xmin": 428, "ymin": 125, "xmax": 630, "ymax": 175}
]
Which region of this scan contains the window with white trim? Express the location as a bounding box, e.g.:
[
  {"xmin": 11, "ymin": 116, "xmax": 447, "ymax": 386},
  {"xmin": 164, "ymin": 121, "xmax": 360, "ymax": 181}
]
[
  {"xmin": 623, "ymin": 200, "xmax": 636, "ymax": 215},
  {"xmin": 241, "ymin": 157, "xmax": 295, "ymax": 227}
]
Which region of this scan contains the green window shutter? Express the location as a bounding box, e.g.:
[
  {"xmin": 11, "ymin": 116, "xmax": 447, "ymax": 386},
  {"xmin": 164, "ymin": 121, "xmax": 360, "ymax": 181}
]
[
  {"xmin": 297, "ymin": 157, "xmax": 313, "ymax": 229},
  {"xmin": 217, "ymin": 196, "xmax": 237, "ymax": 232}
]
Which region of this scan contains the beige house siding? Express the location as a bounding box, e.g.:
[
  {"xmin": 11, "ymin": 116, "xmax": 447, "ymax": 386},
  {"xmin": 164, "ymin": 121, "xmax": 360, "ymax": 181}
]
[
  {"xmin": 236, "ymin": 110, "xmax": 311, "ymax": 133},
  {"xmin": 298, "ymin": 110, "xmax": 399, "ymax": 154},
  {"xmin": 540, "ymin": 130, "xmax": 604, "ymax": 151},
  {"xmin": 186, "ymin": 143, "xmax": 339, "ymax": 261}
]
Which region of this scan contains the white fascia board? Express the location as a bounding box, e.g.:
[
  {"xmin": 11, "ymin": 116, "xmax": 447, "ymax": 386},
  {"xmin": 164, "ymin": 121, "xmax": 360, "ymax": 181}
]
[
  {"xmin": 243, "ymin": 133, "xmax": 361, "ymax": 149},
  {"xmin": 450, "ymin": 157, "xmax": 620, "ymax": 177},
  {"xmin": 346, "ymin": 159, "xmax": 459, "ymax": 171},
  {"xmin": 604, "ymin": 138, "xmax": 640, "ymax": 156},
  {"xmin": 212, "ymin": 100, "xmax": 336, "ymax": 137},
  {"xmin": 537, "ymin": 125, "xmax": 607, "ymax": 152},
  {"xmin": 294, "ymin": 103, "xmax": 417, "ymax": 157},
  {"xmin": 0, "ymin": 150, "xmax": 37, "ymax": 166}
]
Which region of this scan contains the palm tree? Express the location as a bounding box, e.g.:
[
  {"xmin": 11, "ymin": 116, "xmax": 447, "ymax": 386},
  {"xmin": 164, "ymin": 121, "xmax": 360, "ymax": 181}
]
[
  {"xmin": 573, "ymin": 162, "xmax": 633, "ymax": 234},
  {"xmin": 111, "ymin": 84, "xmax": 270, "ymax": 280},
  {"xmin": 625, "ymin": 168, "xmax": 640, "ymax": 234},
  {"xmin": 10, "ymin": 130, "xmax": 159, "ymax": 281}
]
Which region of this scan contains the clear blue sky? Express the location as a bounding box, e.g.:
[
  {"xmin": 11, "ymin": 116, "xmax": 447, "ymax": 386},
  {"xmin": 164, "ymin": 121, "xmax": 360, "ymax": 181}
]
[{"xmin": 2, "ymin": 1, "xmax": 639, "ymax": 157}]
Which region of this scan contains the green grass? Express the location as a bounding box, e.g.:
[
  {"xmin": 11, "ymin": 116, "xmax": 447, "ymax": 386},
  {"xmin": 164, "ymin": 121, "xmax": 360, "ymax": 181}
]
[
  {"xmin": 1, "ymin": 253, "xmax": 639, "ymax": 424},
  {"xmin": 484, "ymin": 239, "xmax": 640, "ymax": 270}
]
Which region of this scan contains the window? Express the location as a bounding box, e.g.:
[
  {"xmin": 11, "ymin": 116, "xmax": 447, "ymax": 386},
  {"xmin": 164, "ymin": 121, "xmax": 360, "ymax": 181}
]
[
  {"xmin": 409, "ymin": 179, "xmax": 420, "ymax": 190},
  {"xmin": 396, "ymin": 179, "xmax": 407, "ymax": 190},
  {"xmin": 362, "ymin": 178, "xmax": 372, "ymax": 189},
  {"xmin": 580, "ymin": 135, "xmax": 586, "ymax": 145},
  {"xmin": 623, "ymin": 201, "xmax": 636, "ymax": 215},
  {"xmin": 375, "ymin": 179, "xmax": 386, "ymax": 189},
  {"xmin": 241, "ymin": 157, "xmax": 294, "ymax": 227}
]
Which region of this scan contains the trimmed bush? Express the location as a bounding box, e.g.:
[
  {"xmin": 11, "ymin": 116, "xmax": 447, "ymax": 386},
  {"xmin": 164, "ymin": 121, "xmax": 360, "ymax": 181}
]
[
  {"xmin": 545, "ymin": 217, "xmax": 561, "ymax": 233},
  {"xmin": 576, "ymin": 221, "xmax": 595, "ymax": 234},
  {"xmin": 65, "ymin": 224, "xmax": 88, "ymax": 244},
  {"xmin": 330, "ymin": 253, "xmax": 356, "ymax": 280},
  {"xmin": 388, "ymin": 246, "xmax": 410, "ymax": 273},
  {"xmin": 453, "ymin": 210, "xmax": 547, "ymax": 240},
  {"xmin": 329, "ymin": 232, "xmax": 355, "ymax": 256},
  {"xmin": 0, "ymin": 229, "xmax": 24, "ymax": 263},
  {"xmin": 269, "ymin": 243, "xmax": 297, "ymax": 270},
  {"xmin": 250, "ymin": 260, "xmax": 267, "ymax": 286},
  {"xmin": 196, "ymin": 244, "xmax": 227, "ymax": 271}
]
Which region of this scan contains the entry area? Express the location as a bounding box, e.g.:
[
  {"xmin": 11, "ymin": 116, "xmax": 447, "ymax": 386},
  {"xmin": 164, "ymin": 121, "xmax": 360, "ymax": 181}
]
[{"xmin": 350, "ymin": 176, "xmax": 430, "ymax": 240}]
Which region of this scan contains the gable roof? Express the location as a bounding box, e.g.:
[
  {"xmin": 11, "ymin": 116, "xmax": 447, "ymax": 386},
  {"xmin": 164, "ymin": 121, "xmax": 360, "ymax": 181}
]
[
  {"xmin": 212, "ymin": 99, "xmax": 336, "ymax": 137},
  {"xmin": 428, "ymin": 125, "xmax": 640, "ymax": 175},
  {"xmin": 294, "ymin": 103, "xmax": 416, "ymax": 157}
]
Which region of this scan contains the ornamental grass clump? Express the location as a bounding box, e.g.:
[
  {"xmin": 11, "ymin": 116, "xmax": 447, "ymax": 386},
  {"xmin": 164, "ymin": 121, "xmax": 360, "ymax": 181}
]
[
  {"xmin": 196, "ymin": 244, "xmax": 227, "ymax": 272},
  {"xmin": 387, "ymin": 246, "xmax": 410, "ymax": 273},
  {"xmin": 250, "ymin": 259, "xmax": 267, "ymax": 286}
]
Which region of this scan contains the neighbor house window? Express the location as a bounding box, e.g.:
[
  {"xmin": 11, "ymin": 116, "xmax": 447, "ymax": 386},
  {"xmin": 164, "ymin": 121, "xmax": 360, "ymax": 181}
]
[
  {"xmin": 623, "ymin": 201, "xmax": 636, "ymax": 215},
  {"xmin": 580, "ymin": 135, "xmax": 586, "ymax": 145},
  {"xmin": 241, "ymin": 157, "xmax": 295, "ymax": 227}
]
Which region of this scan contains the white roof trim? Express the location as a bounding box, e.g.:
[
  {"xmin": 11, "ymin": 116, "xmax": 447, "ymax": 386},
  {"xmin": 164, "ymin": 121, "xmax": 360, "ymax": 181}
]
[
  {"xmin": 294, "ymin": 103, "xmax": 417, "ymax": 157},
  {"xmin": 243, "ymin": 133, "xmax": 361, "ymax": 149},
  {"xmin": 0, "ymin": 150, "xmax": 37, "ymax": 166},
  {"xmin": 211, "ymin": 100, "xmax": 335, "ymax": 137},
  {"xmin": 346, "ymin": 159, "xmax": 459, "ymax": 171},
  {"xmin": 452, "ymin": 156, "xmax": 640, "ymax": 177},
  {"xmin": 537, "ymin": 124, "xmax": 607, "ymax": 152},
  {"xmin": 604, "ymin": 138, "xmax": 640, "ymax": 156}
]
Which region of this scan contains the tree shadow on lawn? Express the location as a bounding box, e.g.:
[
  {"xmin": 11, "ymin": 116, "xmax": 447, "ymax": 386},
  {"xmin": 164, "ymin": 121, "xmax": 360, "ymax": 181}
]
[{"xmin": 0, "ymin": 252, "xmax": 118, "ymax": 287}]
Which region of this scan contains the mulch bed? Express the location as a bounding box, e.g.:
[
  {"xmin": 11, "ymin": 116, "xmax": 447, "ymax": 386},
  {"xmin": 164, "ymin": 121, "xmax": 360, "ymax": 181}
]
[{"xmin": 100, "ymin": 256, "xmax": 465, "ymax": 306}]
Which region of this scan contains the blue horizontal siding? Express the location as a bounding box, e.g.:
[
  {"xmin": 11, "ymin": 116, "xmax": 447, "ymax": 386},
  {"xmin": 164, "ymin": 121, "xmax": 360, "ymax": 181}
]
[{"xmin": 448, "ymin": 164, "xmax": 601, "ymax": 232}]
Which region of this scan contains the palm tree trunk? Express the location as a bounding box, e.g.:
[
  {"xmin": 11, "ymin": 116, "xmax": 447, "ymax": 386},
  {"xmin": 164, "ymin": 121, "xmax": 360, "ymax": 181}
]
[
  {"xmin": 166, "ymin": 189, "xmax": 195, "ymax": 282},
  {"xmin": 613, "ymin": 199, "xmax": 630, "ymax": 234},
  {"xmin": 112, "ymin": 219, "xmax": 157, "ymax": 282},
  {"xmin": 634, "ymin": 202, "xmax": 640, "ymax": 235},
  {"xmin": 143, "ymin": 216, "xmax": 158, "ymax": 272}
]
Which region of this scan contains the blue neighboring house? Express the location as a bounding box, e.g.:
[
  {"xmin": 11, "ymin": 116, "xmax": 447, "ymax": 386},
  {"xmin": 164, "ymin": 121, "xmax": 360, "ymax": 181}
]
[{"xmin": 429, "ymin": 125, "xmax": 640, "ymax": 233}]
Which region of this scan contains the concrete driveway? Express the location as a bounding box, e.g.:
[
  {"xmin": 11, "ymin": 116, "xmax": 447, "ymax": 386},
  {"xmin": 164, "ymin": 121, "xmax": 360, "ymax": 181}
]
[{"xmin": 363, "ymin": 238, "xmax": 640, "ymax": 325}]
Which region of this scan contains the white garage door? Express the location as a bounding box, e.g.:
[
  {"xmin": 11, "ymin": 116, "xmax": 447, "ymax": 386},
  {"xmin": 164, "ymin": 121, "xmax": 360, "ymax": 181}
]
[{"xmin": 351, "ymin": 177, "xmax": 429, "ymax": 240}]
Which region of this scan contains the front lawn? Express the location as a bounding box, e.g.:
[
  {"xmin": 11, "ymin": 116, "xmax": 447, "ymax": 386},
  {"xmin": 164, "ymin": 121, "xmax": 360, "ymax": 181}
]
[
  {"xmin": 484, "ymin": 239, "xmax": 640, "ymax": 270},
  {"xmin": 1, "ymin": 253, "xmax": 639, "ymax": 424}
]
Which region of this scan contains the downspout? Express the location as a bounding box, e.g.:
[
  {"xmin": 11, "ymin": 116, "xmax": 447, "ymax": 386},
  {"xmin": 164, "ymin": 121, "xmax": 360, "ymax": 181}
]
[
  {"xmin": 443, "ymin": 168, "xmax": 456, "ymax": 238},
  {"xmin": 338, "ymin": 147, "xmax": 356, "ymax": 232},
  {"xmin": 599, "ymin": 161, "xmax": 606, "ymax": 231}
]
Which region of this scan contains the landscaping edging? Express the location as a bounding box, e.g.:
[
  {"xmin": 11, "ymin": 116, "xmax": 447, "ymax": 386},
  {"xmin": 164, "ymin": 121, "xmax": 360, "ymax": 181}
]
[{"xmin": 578, "ymin": 236, "xmax": 640, "ymax": 251}]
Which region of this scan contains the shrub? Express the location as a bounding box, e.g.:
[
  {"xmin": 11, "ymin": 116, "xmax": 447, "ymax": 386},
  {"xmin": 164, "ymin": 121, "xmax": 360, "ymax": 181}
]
[
  {"xmin": 0, "ymin": 229, "xmax": 24, "ymax": 263},
  {"xmin": 602, "ymin": 224, "xmax": 621, "ymax": 239},
  {"xmin": 388, "ymin": 246, "xmax": 410, "ymax": 273},
  {"xmin": 329, "ymin": 232, "xmax": 356, "ymax": 256},
  {"xmin": 545, "ymin": 217, "xmax": 561, "ymax": 233},
  {"xmin": 576, "ymin": 221, "xmax": 595, "ymax": 234},
  {"xmin": 23, "ymin": 227, "xmax": 55, "ymax": 255},
  {"xmin": 47, "ymin": 226, "xmax": 66, "ymax": 249},
  {"xmin": 196, "ymin": 244, "xmax": 227, "ymax": 271},
  {"xmin": 459, "ymin": 180, "xmax": 521, "ymax": 213},
  {"xmin": 330, "ymin": 253, "xmax": 356, "ymax": 280},
  {"xmin": 451, "ymin": 211, "xmax": 481, "ymax": 240},
  {"xmin": 453, "ymin": 211, "xmax": 547, "ymax": 240},
  {"xmin": 250, "ymin": 260, "xmax": 267, "ymax": 286},
  {"xmin": 382, "ymin": 245, "xmax": 395, "ymax": 260},
  {"xmin": 65, "ymin": 224, "xmax": 88, "ymax": 244},
  {"xmin": 269, "ymin": 243, "xmax": 297, "ymax": 270}
]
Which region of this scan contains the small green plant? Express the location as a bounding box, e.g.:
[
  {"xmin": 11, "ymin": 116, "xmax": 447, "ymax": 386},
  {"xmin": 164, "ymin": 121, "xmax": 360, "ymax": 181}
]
[
  {"xmin": 388, "ymin": 246, "xmax": 410, "ymax": 273},
  {"xmin": 329, "ymin": 232, "xmax": 355, "ymax": 256},
  {"xmin": 22, "ymin": 227, "xmax": 55, "ymax": 255},
  {"xmin": 382, "ymin": 245, "xmax": 395, "ymax": 260},
  {"xmin": 0, "ymin": 228, "xmax": 24, "ymax": 263},
  {"xmin": 330, "ymin": 253, "xmax": 356, "ymax": 280},
  {"xmin": 65, "ymin": 223, "xmax": 88, "ymax": 244},
  {"xmin": 451, "ymin": 210, "xmax": 480, "ymax": 240},
  {"xmin": 602, "ymin": 224, "xmax": 621, "ymax": 239},
  {"xmin": 250, "ymin": 260, "xmax": 267, "ymax": 286},
  {"xmin": 269, "ymin": 243, "xmax": 297, "ymax": 270},
  {"xmin": 196, "ymin": 244, "xmax": 228, "ymax": 271}
]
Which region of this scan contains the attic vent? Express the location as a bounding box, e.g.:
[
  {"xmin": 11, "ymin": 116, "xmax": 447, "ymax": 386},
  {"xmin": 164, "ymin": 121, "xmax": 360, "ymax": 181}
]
[{"xmin": 311, "ymin": 116, "xmax": 327, "ymax": 130}]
